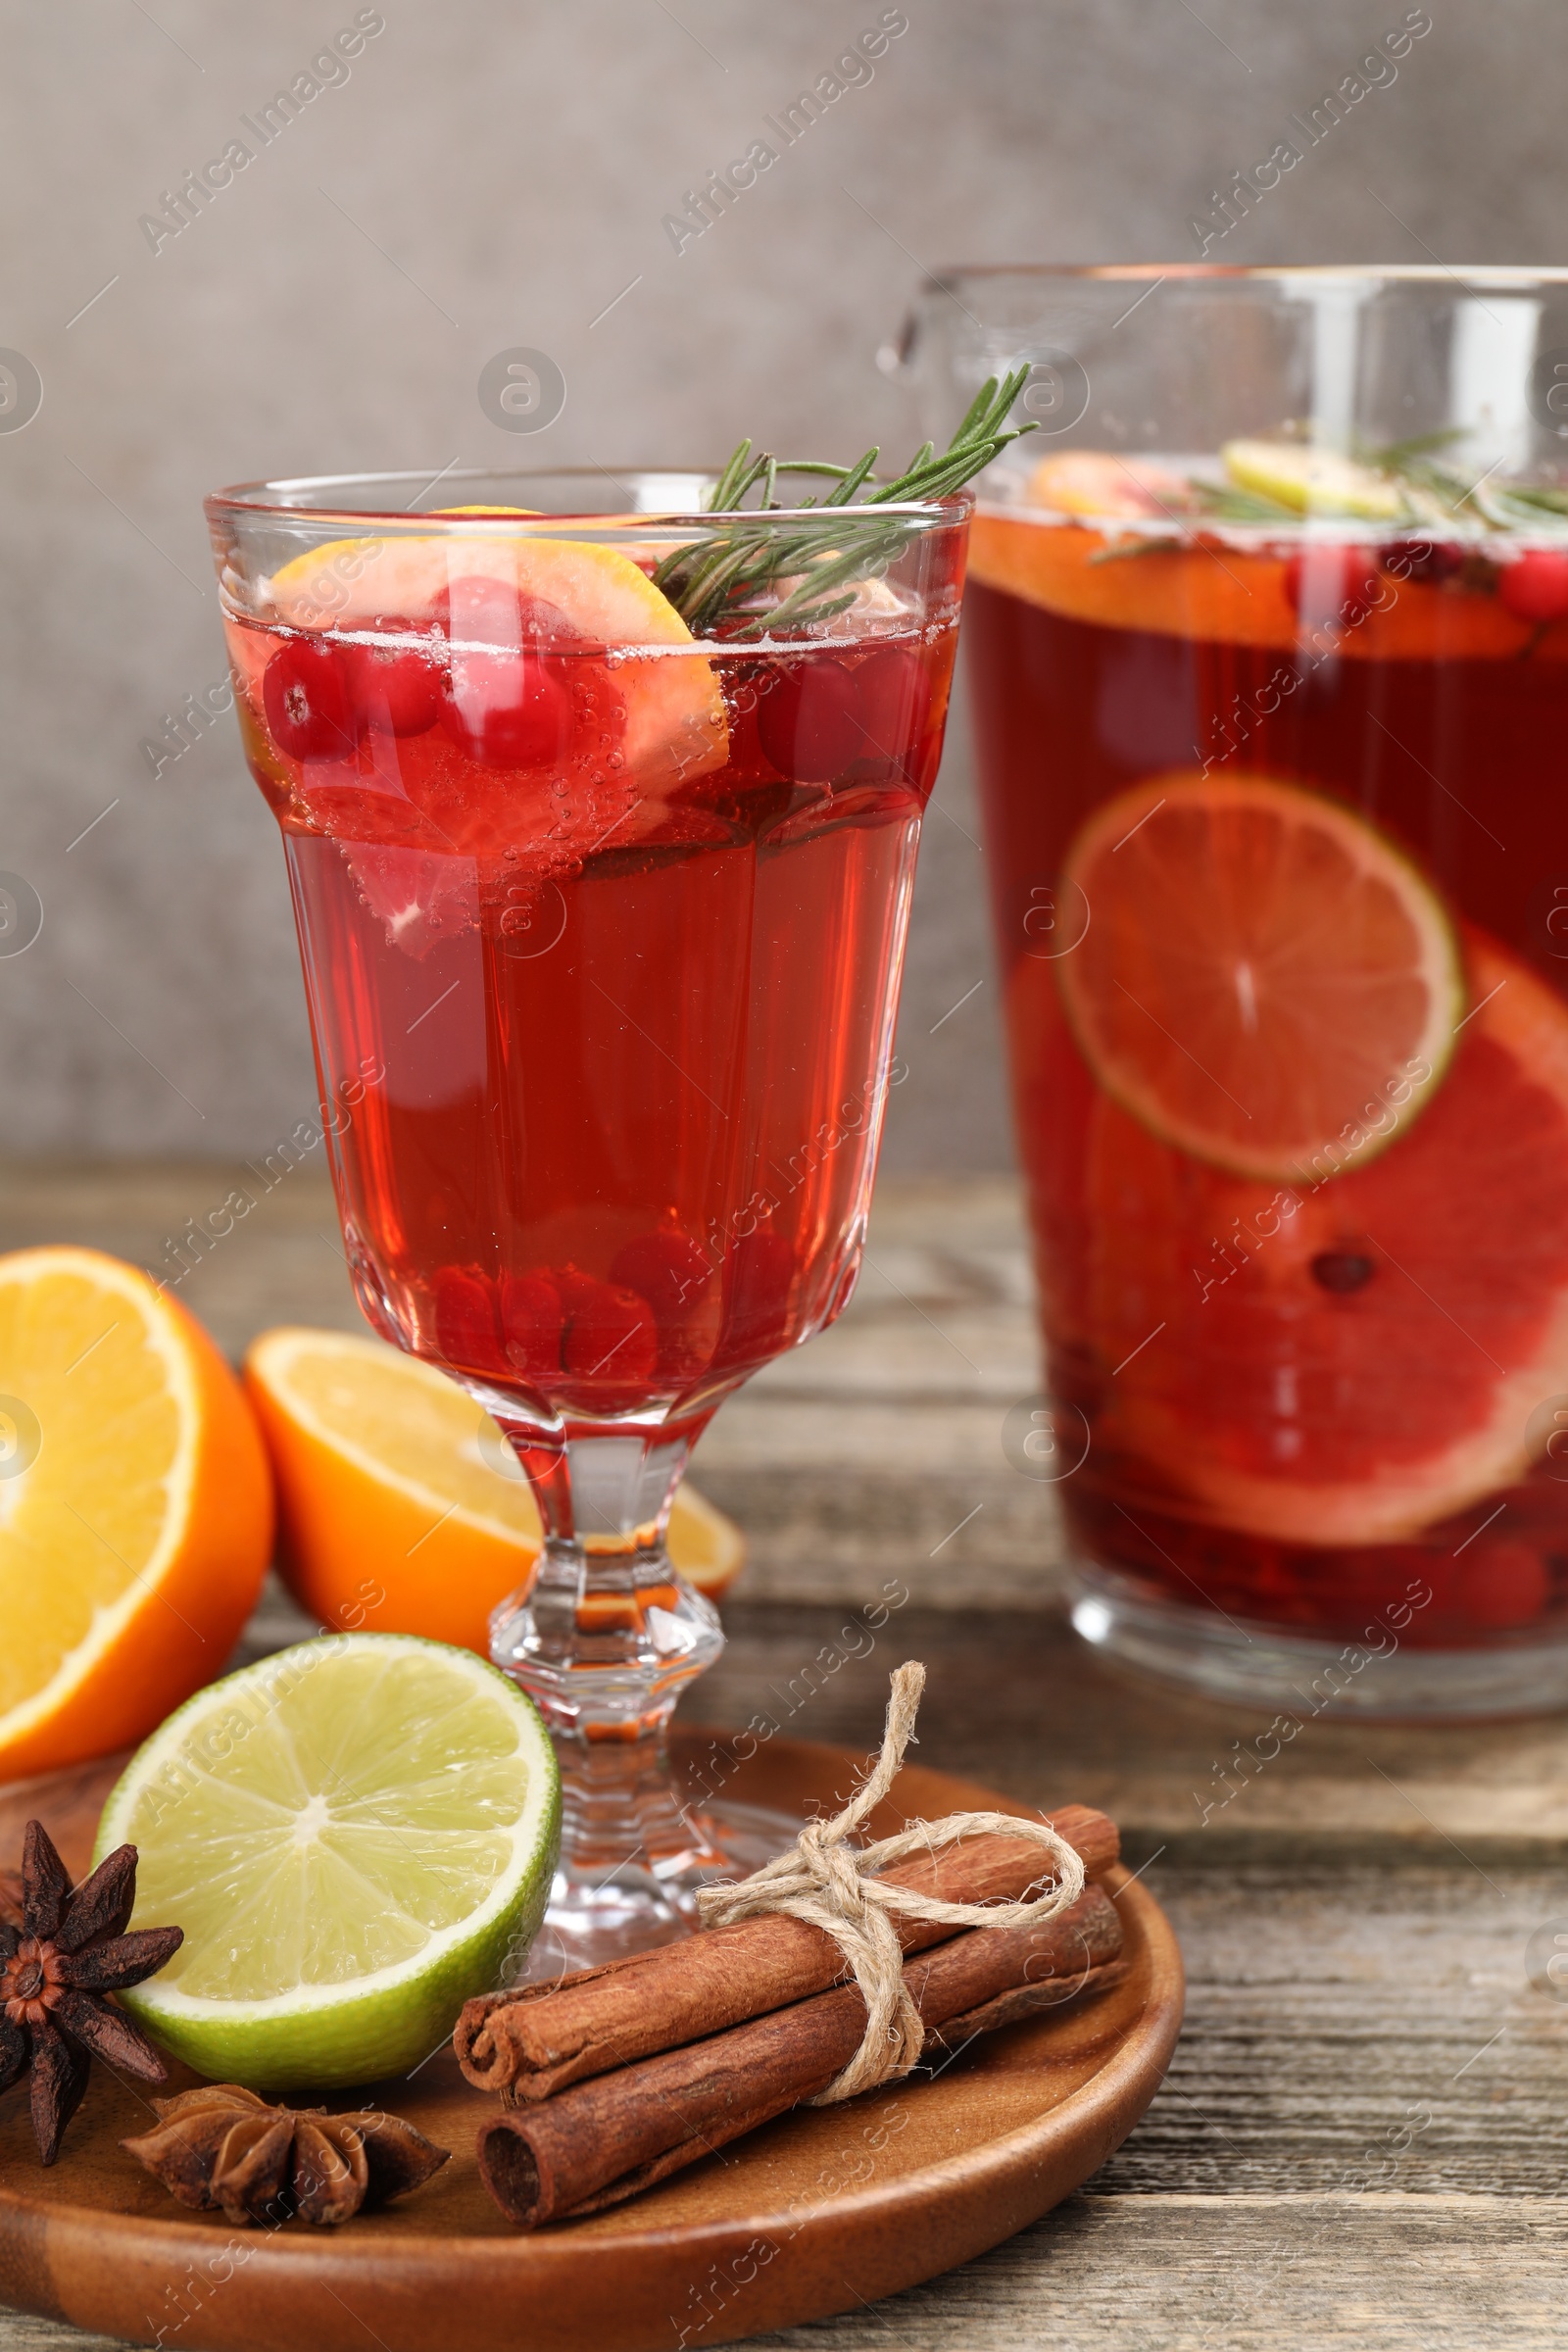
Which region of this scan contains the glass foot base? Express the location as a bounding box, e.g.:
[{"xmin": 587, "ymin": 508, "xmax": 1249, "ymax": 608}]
[
  {"xmin": 519, "ymin": 1798, "xmax": 800, "ymax": 1979},
  {"xmin": 1069, "ymin": 1564, "xmax": 1568, "ymax": 1721}
]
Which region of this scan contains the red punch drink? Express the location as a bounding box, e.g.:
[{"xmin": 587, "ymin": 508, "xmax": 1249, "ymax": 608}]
[
  {"xmin": 225, "ymin": 535, "xmax": 956, "ymax": 1442},
  {"xmin": 205, "ymin": 420, "xmax": 1013, "ymax": 1955},
  {"xmin": 966, "ymin": 439, "xmax": 1568, "ymax": 1704},
  {"xmin": 208, "ymin": 427, "xmax": 1010, "ymax": 1966}
]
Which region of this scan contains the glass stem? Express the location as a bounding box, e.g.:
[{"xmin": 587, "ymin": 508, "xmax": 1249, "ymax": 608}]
[{"xmin": 488, "ymin": 1426, "xmax": 727, "ymax": 1961}]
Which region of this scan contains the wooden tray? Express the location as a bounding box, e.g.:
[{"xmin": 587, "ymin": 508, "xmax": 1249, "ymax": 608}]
[{"xmin": 0, "ymin": 1733, "xmax": 1183, "ymax": 2352}]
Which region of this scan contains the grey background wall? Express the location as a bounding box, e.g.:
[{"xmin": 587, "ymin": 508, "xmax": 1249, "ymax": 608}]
[{"xmin": 2, "ymin": 0, "xmax": 1562, "ymax": 1169}]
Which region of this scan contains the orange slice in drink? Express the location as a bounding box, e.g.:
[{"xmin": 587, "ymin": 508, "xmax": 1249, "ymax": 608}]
[
  {"xmin": 0, "ymin": 1249, "xmax": 273, "ymax": 1779},
  {"xmin": 262, "ymin": 528, "xmax": 728, "ymax": 787},
  {"xmin": 1081, "ymin": 932, "xmax": 1568, "ymax": 1544},
  {"xmin": 244, "ymin": 1327, "xmax": 744, "ymax": 1655},
  {"xmin": 967, "ymin": 509, "xmax": 1554, "ymax": 661},
  {"xmin": 1055, "ymin": 771, "xmax": 1464, "ymax": 1183}
]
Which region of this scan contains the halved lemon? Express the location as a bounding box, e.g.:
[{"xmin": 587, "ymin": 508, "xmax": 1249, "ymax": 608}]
[
  {"xmin": 265, "ymin": 529, "xmax": 728, "ymax": 785},
  {"xmin": 1055, "ymin": 772, "xmax": 1463, "ymax": 1182},
  {"xmin": 1220, "ymin": 439, "xmax": 1405, "ymax": 519},
  {"xmin": 97, "ymin": 1633, "xmax": 560, "ymax": 2088},
  {"xmin": 0, "ymin": 1248, "xmax": 272, "ymax": 1782},
  {"xmin": 244, "ymin": 1326, "xmax": 745, "ymax": 1654}
]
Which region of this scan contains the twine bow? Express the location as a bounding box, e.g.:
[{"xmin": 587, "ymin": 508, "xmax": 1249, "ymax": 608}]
[{"xmin": 695, "ymin": 1661, "xmax": 1086, "ymax": 2103}]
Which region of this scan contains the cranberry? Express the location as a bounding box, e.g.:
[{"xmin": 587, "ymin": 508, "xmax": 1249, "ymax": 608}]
[
  {"xmin": 1283, "ymin": 546, "xmax": 1383, "ymax": 632},
  {"xmin": 1381, "ymin": 538, "xmax": 1464, "ymax": 586},
  {"xmin": 262, "ymin": 637, "xmax": 357, "ymax": 760},
  {"xmin": 500, "ymin": 1270, "xmax": 564, "ymax": 1382},
  {"xmin": 1497, "ymin": 550, "xmax": 1568, "ymax": 623},
  {"xmin": 611, "ymin": 1224, "xmax": 715, "ymax": 1377},
  {"xmin": 432, "ymin": 579, "xmax": 579, "ymax": 647},
  {"xmin": 439, "ymin": 578, "xmax": 574, "ymax": 769},
  {"xmin": 756, "ymin": 655, "xmax": 863, "ymax": 782},
  {"xmin": 431, "ymin": 1267, "xmax": 505, "ymax": 1374},
  {"xmin": 853, "ymin": 647, "xmax": 933, "ymax": 764},
  {"xmin": 441, "ymin": 650, "xmax": 571, "ymax": 769},
  {"xmin": 557, "ymin": 1269, "xmax": 659, "ymax": 1384},
  {"xmin": 339, "ymin": 614, "xmax": 445, "ymax": 737}
]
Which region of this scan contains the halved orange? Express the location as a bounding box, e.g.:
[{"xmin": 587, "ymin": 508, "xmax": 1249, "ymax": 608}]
[
  {"xmin": 244, "ymin": 1327, "xmax": 744, "ymax": 1655},
  {"xmin": 1080, "ymin": 931, "xmax": 1568, "ymax": 1543},
  {"xmin": 0, "ymin": 1249, "xmax": 273, "ymax": 1780},
  {"xmin": 1055, "ymin": 771, "xmax": 1464, "ymax": 1182}
]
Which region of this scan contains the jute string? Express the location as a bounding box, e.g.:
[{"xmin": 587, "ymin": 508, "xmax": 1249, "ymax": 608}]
[{"xmin": 695, "ymin": 1661, "xmax": 1086, "ymax": 2103}]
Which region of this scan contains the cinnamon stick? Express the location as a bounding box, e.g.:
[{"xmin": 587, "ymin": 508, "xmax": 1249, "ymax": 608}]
[
  {"xmin": 476, "ymin": 1882, "xmax": 1122, "ymax": 2229},
  {"xmin": 457, "ymin": 1803, "xmax": 1117, "ymax": 2102}
]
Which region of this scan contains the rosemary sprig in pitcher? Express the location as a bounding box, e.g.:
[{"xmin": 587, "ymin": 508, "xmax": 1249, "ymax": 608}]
[{"xmin": 654, "ymin": 369, "xmax": 1036, "ymax": 638}]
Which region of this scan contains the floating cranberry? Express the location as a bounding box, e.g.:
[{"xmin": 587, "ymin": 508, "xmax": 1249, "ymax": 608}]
[
  {"xmin": 433, "ymin": 579, "xmax": 578, "ymax": 648},
  {"xmin": 262, "ymin": 637, "xmax": 357, "ymax": 760},
  {"xmin": 853, "ymin": 647, "xmax": 933, "ymax": 765},
  {"xmin": 501, "ymin": 1270, "xmax": 564, "ymax": 1382},
  {"xmin": 557, "ymin": 1269, "xmax": 659, "ymax": 1383},
  {"xmin": 1283, "ymin": 546, "xmax": 1383, "ymax": 631},
  {"xmin": 431, "ymin": 1266, "xmax": 505, "ymax": 1374},
  {"xmin": 439, "ymin": 578, "xmax": 576, "ymax": 769},
  {"xmin": 1380, "ymin": 538, "xmax": 1464, "ymax": 586},
  {"xmin": 441, "ymin": 650, "xmax": 571, "ymax": 769},
  {"xmin": 756, "ymin": 655, "xmax": 863, "ymax": 782},
  {"xmin": 1497, "ymin": 550, "xmax": 1568, "ymax": 623},
  {"xmin": 339, "ymin": 614, "xmax": 445, "ymax": 737}
]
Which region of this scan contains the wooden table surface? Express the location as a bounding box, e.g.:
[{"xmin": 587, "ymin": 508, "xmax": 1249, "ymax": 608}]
[{"xmin": 4, "ymin": 1164, "xmax": 1568, "ymax": 2352}]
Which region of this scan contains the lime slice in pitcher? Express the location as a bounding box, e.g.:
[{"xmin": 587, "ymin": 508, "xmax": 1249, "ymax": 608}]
[
  {"xmin": 1056, "ymin": 771, "xmax": 1463, "ymax": 1183},
  {"xmin": 95, "ymin": 1634, "xmax": 560, "ymax": 2089}
]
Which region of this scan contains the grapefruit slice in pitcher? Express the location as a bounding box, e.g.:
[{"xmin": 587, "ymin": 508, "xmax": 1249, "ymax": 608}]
[{"xmin": 1085, "ymin": 932, "xmax": 1568, "ymax": 1543}]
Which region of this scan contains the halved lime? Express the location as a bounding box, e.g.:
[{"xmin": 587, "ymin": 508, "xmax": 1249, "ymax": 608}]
[{"xmin": 95, "ymin": 1634, "xmax": 560, "ymax": 2090}]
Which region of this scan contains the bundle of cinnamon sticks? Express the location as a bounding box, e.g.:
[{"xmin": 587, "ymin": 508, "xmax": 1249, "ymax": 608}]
[{"xmin": 457, "ymin": 1803, "xmax": 1124, "ymax": 2229}]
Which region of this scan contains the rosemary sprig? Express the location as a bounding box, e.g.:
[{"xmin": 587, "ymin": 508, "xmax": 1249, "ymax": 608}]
[
  {"xmin": 654, "ymin": 369, "xmax": 1037, "ymax": 637},
  {"xmin": 1361, "ymin": 426, "xmax": 1467, "ymax": 472},
  {"xmin": 1184, "ymin": 480, "xmax": 1299, "ymax": 523}
]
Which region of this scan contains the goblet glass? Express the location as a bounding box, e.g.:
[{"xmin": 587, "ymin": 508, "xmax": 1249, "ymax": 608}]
[{"xmin": 205, "ymin": 468, "xmax": 968, "ymax": 1957}]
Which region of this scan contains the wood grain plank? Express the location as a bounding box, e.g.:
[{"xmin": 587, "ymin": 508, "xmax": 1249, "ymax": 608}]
[
  {"xmin": 692, "ymin": 1601, "xmax": 1568, "ymax": 1854},
  {"xmin": 753, "ymin": 2195, "xmax": 1568, "ymax": 2351},
  {"xmin": 12, "ymin": 2198, "xmax": 1568, "ymax": 2352},
  {"xmin": 6, "ymin": 1166, "xmax": 1568, "ymax": 2346}
]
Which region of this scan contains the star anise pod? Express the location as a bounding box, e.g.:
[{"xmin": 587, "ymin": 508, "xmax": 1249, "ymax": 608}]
[
  {"xmin": 123, "ymin": 2083, "xmax": 450, "ymax": 2227},
  {"xmin": 0, "ymin": 1820, "xmax": 182, "ymax": 2164}
]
